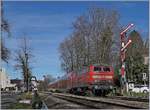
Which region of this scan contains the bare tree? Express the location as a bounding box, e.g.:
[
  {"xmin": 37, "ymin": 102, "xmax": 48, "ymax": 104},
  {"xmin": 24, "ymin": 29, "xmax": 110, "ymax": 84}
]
[
  {"xmin": 59, "ymin": 7, "xmax": 120, "ymax": 73},
  {"xmin": 15, "ymin": 37, "xmax": 33, "ymax": 92},
  {"xmin": 42, "ymin": 74, "xmax": 56, "ymax": 91},
  {"xmin": 1, "ymin": 40, "xmax": 10, "ymax": 62},
  {"xmin": 59, "ymin": 37, "xmax": 74, "ymax": 72},
  {"xmin": 1, "ymin": 1, "xmax": 11, "ymax": 63}
]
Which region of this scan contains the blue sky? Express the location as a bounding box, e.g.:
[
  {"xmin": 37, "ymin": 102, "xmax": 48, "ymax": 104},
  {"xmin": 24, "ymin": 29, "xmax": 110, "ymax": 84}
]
[{"xmin": 2, "ymin": 1, "xmax": 149, "ymax": 80}]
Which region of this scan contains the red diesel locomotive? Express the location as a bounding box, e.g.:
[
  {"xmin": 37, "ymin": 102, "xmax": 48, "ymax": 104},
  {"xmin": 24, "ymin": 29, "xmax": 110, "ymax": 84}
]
[{"xmin": 49, "ymin": 65, "xmax": 115, "ymax": 96}]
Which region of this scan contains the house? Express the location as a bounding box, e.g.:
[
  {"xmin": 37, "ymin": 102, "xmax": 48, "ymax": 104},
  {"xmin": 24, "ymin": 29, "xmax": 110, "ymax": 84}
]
[
  {"xmin": 10, "ymin": 78, "xmax": 23, "ymax": 91},
  {"xmin": 0, "ymin": 68, "xmax": 16, "ymax": 91}
]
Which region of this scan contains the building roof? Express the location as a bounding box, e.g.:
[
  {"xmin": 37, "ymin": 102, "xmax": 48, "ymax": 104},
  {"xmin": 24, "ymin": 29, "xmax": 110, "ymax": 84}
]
[{"xmin": 10, "ymin": 79, "xmax": 22, "ymax": 86}]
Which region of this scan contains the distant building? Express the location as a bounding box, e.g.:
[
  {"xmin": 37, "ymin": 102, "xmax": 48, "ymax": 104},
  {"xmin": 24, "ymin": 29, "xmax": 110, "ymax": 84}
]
[
  {"xmin": 10, "ymin": 78, "xmax": 22, "ymax": 90},
  {"xmin": 0, "ymin": 68, "xmax": 16, "ymax": 91}
]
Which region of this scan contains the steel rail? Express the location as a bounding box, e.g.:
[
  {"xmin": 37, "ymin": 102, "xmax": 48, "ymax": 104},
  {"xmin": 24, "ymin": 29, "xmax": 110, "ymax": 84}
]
[
  {"xmin": 52, "ymin": 93, "xmax": 149, "ymax": 109},
  {"xmin": 106, "ymin": 96, "xmax": 149, "ymax": 102}
]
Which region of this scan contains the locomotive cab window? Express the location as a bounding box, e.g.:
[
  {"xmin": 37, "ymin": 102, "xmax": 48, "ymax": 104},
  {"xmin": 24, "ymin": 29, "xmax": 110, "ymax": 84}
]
[
  {"xmin": 94, "ymin": 67, "xmax": 102, "ymax": 72},
  {"xmin": 103, "ymin": 67, "xmax": 110, "ymax": 72}
]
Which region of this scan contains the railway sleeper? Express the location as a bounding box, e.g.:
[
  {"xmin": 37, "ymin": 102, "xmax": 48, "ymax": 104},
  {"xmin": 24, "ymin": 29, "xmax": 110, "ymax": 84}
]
[
  {"xmin": 53, "ymin": 93, "xmax": 147, "ymax": 109},
  {"xmin": 53, "ymin": 93, "xmax": 149, "ymax": 109}
]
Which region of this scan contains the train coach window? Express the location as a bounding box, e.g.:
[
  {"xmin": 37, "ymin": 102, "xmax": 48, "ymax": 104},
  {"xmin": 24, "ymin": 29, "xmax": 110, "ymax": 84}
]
[
  {"xmin": 103, "ymin": 67, "xmax": 110, "ymax": 72},
  {"xmin": 94, "ymin": 67, "xmax": 102, "ymax": 72}
]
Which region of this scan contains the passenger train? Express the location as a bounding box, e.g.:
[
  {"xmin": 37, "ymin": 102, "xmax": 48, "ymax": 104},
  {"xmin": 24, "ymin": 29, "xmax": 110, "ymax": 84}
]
[{"xmin": 49, "ymin": 65, "xmax": 115, "ymax": 96}]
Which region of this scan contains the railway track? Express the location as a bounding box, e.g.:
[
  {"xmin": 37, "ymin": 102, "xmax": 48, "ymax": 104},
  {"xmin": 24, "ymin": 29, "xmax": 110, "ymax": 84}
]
[
  {"xmin": 106, "ymin": 95, "xmax": 149, "ymax": 102},
  {"xmin": 40, "ymin": 92, "xmax": 91, "ymax": 109},
  {"xmin": 52, "ymin": 93, "xmax": 149, "ymax": 109}
]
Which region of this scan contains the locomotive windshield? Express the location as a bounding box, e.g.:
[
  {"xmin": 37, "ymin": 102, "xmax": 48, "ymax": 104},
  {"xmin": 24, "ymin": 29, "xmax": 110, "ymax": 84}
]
[
  {"xmin": 94, "ymin": 67, "xmax": 102, "ymax": 72},
  {"xmin": 94, "ymin": 66, "xmax": 111, "ymax": 72},
  {"xmin": 103, "ymin": 67, "xmax": 110, "ymax": 72}
]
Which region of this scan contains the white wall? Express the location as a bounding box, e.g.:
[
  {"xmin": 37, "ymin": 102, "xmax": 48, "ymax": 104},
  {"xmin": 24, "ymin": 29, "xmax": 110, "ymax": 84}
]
[{"xmin": 0, "ymin": 68, "xmax": 15, "ymax": 89}]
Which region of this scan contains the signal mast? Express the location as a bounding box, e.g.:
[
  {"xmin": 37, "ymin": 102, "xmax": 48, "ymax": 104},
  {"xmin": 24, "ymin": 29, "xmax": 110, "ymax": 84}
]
[{"xmin": 120, "ymin": 23, "xmax": 134, "ymax": 93}]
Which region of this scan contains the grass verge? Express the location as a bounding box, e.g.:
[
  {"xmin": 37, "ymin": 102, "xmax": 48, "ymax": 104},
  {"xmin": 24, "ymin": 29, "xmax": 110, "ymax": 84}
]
[
  {"xmin": 9, "ymin": 92, "xmax": 33, "ymax": 109},
  {"xmin": 17, "ymin": 92, "xmax": 32, "ymax": 100},
  {"xmin": 9, "ymin": 103, "xmax": 32, "ymax": 109}
]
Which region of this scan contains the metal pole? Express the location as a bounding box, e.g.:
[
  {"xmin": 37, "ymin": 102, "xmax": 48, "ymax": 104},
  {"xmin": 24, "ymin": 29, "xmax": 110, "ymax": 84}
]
[{"xmin": 120, "ymin": 24, "xmax": 134, "ymax": 94}]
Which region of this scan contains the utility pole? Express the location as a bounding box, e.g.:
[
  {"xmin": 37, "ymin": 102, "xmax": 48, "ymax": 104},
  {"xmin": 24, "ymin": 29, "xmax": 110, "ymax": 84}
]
[{"xmin": 120, "ymin": 23, "xmax": 134, "ymax": 94}]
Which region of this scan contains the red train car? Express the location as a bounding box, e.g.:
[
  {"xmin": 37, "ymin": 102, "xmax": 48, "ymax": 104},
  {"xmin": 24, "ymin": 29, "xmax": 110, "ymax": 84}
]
[{"xmin": 49, "ymin": 65, "xmax": 115, "ymax": 96}]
